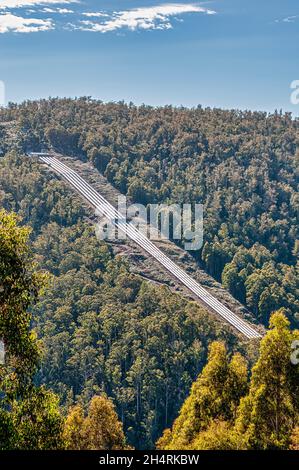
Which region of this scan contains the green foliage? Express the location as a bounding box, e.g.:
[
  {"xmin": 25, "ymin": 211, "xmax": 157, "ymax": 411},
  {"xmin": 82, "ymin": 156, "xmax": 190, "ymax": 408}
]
[
  {"xmin": 0, "ymin": 208, "xmax": 44, "ymax": 404},
  {"xmin": 0, "ymin": 209, "xmax": 43, "ymax": 384},
  {"xmin": 0, "ymin": 154, "xmax": 244, "ymax": 449},
  {"xmin": 158, "ymin": 311, "xmax": 299, "ymax": 450},
  {"xmin": 1, "ymin": 99, "xmax": 297, "ymax": 324},
  {"xmin": 10, "ymin": 387, "xmax": 64, "ymax": 450},
  {"xmin": 157, "ymin": 342, "xmax": 248, "ymax": 449},
  {"xmin": 290, "ymin": 427, "xmax": 299, "ymax": 450},
  {"xmin": 222, "ymin": 245, "xmax": 298, "ymax": 323},
  {"xmin": 0, "ymin": 210, "xmax": 64, "ymax": 450},
  {"xmin": 64, "ymin": 396, "xmax": 129, "ymax": 450},
  {"xmin": 1, "ymin": 100, "xmax": 298, "ymax": 449},
  {"xmin": 236, "ymin": 310, "xmax": 299, "ymax": 449},
  {"xmin": 191, "ymin": 421, "xmax": 245, "ymax": 450}
]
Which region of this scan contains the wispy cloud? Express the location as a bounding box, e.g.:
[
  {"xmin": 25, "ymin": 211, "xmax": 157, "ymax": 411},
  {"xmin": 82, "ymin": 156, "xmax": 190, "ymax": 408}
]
[
  {"xmin": 0, "ymin": 2, "xmax": 216, "ymax": 34},
  {"xmin": 80, "ymin": 4, "xmax": 216, "ymax": 33},
  {"xmin": 0, "ymin": 12, "xmax": 53, "ymax": 32},
  {"xmin": 282, "ymin": 15, "xmax": 298, "ymax": 23},
  {"xmin": 82, "ymin": 12, "xmax": 109, "ymax": 19},
  {"xmin": 275, "ymin": 15, "xmax": 299, "ymax": 24},
  {"xmin": 0, "ymin": 0, "xmax": 76, "ymax": 9},
  {"xmin": 41, "ymin": 7, "xmax": 74, "ymax": 14}
]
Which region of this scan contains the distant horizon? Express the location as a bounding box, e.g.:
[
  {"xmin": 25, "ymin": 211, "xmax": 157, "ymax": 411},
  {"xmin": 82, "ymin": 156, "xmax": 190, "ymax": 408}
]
[{"xmin": 3, "ymin": 94, "xmax": 299, "ymax": 118}]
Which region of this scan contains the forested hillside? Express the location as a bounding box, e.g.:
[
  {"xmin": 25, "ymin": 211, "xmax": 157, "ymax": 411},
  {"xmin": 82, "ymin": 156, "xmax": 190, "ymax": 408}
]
[
  {"xmin": 0, "ymin": 152, "xmax": 245, "ymax": 449},
  {"xmin": 158, "ymin": 312, "xmax": 299, "ymax": 450},
  {"xmin": 1, "ymin": 98, "xmax": 297, "ymax": 325},
  {"xmin": 0, "ymin": 209, "xmax": 128, "ymax": 451},
  {"xmin": 0, "ymin": 99, "xmax": 298, "ymax": 449}
]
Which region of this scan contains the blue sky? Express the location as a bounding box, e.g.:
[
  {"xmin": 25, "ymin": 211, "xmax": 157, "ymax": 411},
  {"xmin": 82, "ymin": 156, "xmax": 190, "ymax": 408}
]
[{"xmin": 0, "ymin": 0, "xmax": 298, "ymax": 114}]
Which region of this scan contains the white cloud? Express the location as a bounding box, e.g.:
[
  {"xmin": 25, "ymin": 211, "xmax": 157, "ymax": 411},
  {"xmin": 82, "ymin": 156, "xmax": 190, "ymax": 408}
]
[
  {"xmin": 41, "ymin": 7, "xmax": 74, "ymax": 13},
  {"xmin": 79, "ymin": 4, "xmax": 216, "ymax": 33},
  {"xmin": 0, "ymin": 0, "xmax": 76, "ymax": 9},
  {"xmin": 275, "ymin": 15, "xmax": 299, "ymax": 24},
  {"xmin": 283, "ymin": 15, "xmax": 298, "ymax": 23},
  {"xmin": 56, "ymin": 8, "xmax": 73, "ymax": 13},
  {"xmin": 0, "ymin": 12, "xmax": 53, "ymax": 32},
  {"xmin": 0, "ymin": 2, "xmax": 216, "ymax": 34},
  {"xmin": 82, "ymin": 12, "xmax": 109, "ymax": 18}
]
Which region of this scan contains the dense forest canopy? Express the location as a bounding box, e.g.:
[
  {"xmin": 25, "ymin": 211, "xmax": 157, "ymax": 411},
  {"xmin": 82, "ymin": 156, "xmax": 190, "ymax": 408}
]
[
  {"xmin": 0, "ymin": 151, "xmax": 246, "ymax": 449},
  {"xmin": 158, "ymin": 312, "xmax": 299, "ymax": 450},
  {"xmin": 0, "ymin": 98, "xmax": 298, "ymax": 449},
  {"xmin": 0, "ymin": 98, "xmax": 298, "ymax": 325},
  {"xmin": 1, "ymin": 205, "xmax": 297, "ymax": 451},
  {"xmin": 0, "ymin": 209, "xmax": 129, "ymax": 451}
]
